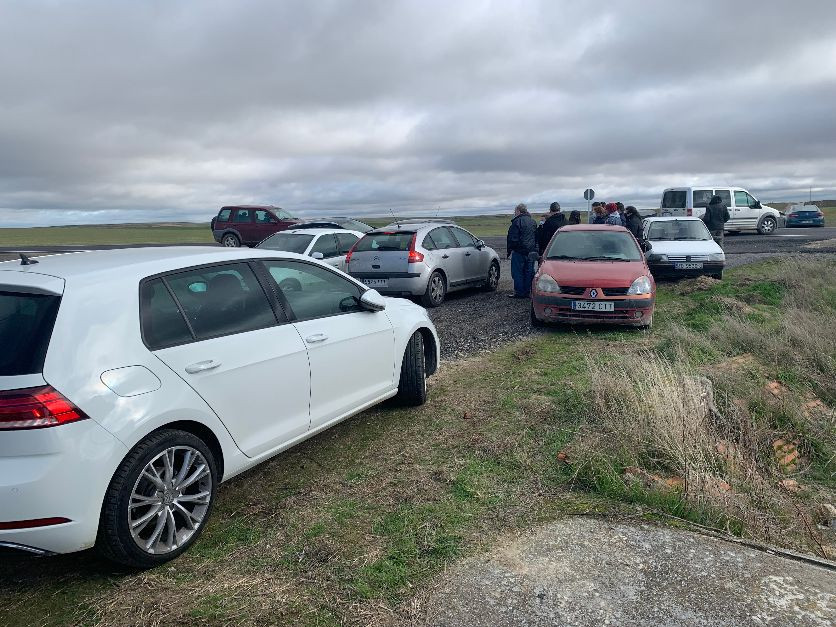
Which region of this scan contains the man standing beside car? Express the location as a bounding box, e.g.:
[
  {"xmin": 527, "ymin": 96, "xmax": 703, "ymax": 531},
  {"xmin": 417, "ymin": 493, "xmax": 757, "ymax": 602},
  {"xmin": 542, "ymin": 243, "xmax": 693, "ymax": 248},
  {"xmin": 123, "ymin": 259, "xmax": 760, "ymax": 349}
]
[
  {"xmin": 702, "ymin": 194, "xmax": 731, "ymax": 247},
  {"xmin": 507, "ymin": 203, "xmax": 538, "ymax": 298},
  {"xmin": 536, "ymin": 202, "xmax": 566, "ymax": 256}
]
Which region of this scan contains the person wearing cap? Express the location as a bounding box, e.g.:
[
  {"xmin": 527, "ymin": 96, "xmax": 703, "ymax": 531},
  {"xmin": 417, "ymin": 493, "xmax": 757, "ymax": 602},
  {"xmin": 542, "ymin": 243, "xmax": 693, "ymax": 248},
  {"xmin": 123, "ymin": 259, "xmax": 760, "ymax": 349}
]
[
  {"xmin": 536, "ymin": 201, "xmax": 566, "ymax": 255},
  {"xmin": 506, "ymin": 203, "xmax": 538, "ymax": 298},
  {"xmin": 605, "ymin": 202, "xmax": 623, "ymax": 226}
]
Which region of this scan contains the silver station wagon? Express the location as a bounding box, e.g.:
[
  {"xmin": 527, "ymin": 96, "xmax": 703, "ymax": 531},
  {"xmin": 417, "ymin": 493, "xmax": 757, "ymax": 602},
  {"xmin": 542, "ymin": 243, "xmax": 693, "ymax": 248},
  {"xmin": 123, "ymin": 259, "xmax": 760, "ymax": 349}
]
[{"xmin": 345, "ymin": 220, "xmax": 500, "ymax": 307}]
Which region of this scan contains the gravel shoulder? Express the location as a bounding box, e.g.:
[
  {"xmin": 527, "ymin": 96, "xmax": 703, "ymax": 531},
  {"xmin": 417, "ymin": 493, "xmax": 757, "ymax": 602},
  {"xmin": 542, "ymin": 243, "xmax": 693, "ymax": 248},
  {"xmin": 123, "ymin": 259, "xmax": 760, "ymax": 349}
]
[{"xmin": 420, "ymin": 517, "xmax": 836, "ymax": 627}]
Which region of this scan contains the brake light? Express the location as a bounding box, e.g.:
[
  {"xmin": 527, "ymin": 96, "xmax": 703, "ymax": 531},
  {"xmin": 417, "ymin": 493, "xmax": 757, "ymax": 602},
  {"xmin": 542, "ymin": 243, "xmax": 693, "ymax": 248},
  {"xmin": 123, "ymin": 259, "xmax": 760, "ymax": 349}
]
[
  {"xmin": 0, "ymin": 386, "xmax": 89, "ymax": 430},
  {"xmin": 407, "ymin": 232, "xmax": 424, "ymax": 263},
  {"xmin": 0, "ymin": 517, "xmax": 71, "ymax": 530},
  {"xmin": 344, "ymin": 242, "xmax": 358, "ymax": 266},
  {"xmin": 788, "ymin": 213, "xmax": 798, "ymax": 218}
]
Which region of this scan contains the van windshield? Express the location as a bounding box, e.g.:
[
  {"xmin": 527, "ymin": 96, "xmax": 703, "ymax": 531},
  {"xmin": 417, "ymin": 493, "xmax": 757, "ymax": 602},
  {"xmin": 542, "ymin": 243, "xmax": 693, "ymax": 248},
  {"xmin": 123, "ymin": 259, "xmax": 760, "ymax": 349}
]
[{"xmin": 0, "ymin": 290, "xmax": 61, "ymax": 376}]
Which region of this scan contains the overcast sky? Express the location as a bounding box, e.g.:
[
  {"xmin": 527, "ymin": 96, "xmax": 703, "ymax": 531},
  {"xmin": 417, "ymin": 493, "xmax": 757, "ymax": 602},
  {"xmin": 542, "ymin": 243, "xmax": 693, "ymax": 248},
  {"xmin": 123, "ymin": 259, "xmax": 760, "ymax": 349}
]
[{"xmin": 1, "ymin": 0, "xmax": 835, "ymax": 226}]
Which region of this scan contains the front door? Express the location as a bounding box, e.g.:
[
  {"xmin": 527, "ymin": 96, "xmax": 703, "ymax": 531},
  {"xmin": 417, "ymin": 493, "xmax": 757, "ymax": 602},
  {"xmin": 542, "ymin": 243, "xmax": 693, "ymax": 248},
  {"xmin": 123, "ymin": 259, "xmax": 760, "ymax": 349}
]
[
  {"xmin": 733, "ymin": 190, "xmax": 759, "ymax": 229},
  {"xmin": 253, "ymin": 209, "xmax": 280, "ymax": 244},
  {"xmin": 147, "ymin": 262, "xmax": 311, "ymax": 458},
  {"xmin": 450, "ymin": 227, "xmax": 487, "ymax": 282},
  {"xmin": 259, "ymin": 260, "xmax": 395, "ymax": 428},
  {"xmin": 232, "ymin": 208, "xmax": 257, "ymax": 244},
  {"xmin": 426, "ymin": 226, "xmax": 465, "ymax": 286}
]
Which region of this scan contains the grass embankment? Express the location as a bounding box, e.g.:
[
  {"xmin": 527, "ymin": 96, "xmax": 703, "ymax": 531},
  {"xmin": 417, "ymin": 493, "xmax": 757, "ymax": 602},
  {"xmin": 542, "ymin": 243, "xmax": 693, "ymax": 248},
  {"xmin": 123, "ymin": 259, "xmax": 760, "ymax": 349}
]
[
  {"xmin": 0, "ymin": 223, "xmax": 215, "ymax": 247},
  {"xmin": 1, "ymin": 257, "xmax": 834, "ymax": 626}
]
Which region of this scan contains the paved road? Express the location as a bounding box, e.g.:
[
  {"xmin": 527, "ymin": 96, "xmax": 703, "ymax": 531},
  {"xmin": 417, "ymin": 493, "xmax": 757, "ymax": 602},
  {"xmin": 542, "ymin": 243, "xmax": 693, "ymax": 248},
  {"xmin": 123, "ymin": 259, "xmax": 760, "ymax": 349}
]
[{"xmin": 421, "ymin": 517, "xmax": 836, "ymax": 627}]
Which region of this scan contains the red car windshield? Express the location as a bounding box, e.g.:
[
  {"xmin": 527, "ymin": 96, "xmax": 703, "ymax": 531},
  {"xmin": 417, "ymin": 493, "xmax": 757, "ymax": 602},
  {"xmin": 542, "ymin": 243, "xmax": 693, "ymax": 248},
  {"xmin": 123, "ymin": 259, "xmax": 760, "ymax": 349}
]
[{"xmin": 545, "ymin": 231, "xmax": 642, "ymax": 261}]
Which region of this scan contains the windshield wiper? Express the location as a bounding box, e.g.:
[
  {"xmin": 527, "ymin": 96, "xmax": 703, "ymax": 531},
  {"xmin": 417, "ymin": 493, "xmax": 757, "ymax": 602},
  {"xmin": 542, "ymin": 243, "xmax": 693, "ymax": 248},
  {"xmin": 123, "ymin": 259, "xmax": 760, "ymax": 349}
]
[
  {"xmin": 545, "ymin": 254, "xmax": 579, "ymax": 260},
  {"xmin": 579, "ymin": 256, "xmax": 630, "ymax": 261},
  {"xmin": 673, "ymin": 237, "xmax": 700, "ymax": 241}
]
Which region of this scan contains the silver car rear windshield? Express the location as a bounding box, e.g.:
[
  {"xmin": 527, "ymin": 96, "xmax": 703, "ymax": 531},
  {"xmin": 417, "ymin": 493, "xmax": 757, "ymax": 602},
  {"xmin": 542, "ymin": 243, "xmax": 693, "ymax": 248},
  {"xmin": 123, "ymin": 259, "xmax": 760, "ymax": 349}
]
[
  {"xmin": 0, "ymin": 290, "xmax": 61, "ymax": 376},
  {"xmin": 545, "ymin": 231, "xmax": 642, "ymax": 261},
  {"xmin": 258, "ymin": 233, "xmax": 314, "ymax": 253},
  {"xmin": 354, "ymin": 231, "xmax": 414, "ymax": 252}
]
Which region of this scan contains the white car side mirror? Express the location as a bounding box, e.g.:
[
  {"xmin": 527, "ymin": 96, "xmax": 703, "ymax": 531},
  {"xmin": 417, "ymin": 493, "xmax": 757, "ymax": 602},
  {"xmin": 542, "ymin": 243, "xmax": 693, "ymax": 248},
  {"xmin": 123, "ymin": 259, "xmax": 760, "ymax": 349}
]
[
  {"xmin": 359, "ymin": 289, "xmax": 386, "ymax": 312},
  {"xmin": 311, "ymin": 252, "xmax": 325, "ymax": 260}
]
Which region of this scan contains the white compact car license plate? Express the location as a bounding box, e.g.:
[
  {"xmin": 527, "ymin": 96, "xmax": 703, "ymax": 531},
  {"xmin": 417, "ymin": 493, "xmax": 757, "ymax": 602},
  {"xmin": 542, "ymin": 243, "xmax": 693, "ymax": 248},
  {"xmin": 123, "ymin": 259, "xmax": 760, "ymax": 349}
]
[
  {"xmin": 362, "ymin": 278, "xmax": 388, "ymax": 288},
  {"xmin": 571, "ymin": 301, "xmax": 614, "ymax": 312},
  {"xmin": 674, "ymin": 262, "xmax": 703, "ymax": 270}
]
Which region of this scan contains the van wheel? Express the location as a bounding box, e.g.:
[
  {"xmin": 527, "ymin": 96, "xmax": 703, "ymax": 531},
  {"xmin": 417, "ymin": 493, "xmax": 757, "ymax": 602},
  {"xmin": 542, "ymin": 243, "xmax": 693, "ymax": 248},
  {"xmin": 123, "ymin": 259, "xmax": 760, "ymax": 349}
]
[
  {"xmin": 757, "ymin": 216, "xmax": 777, "ymax": 235},
  {"xmin": 221, "ymin": 233, "xmax": 240, "ymax": 247},
  {"xmin": 421, "ymin": 271, "xmax": 446, "ymax": 307},
  {"xmin": 395, "ymin": 332, "xmax": 427, "ymax": 406},
  {"xmin": 483, "ymin": 261, "xmax": 500, "ymax": 291},
  {"xmin": 97, "ymin": 429, "xmax": 218, "ymax": 569}
]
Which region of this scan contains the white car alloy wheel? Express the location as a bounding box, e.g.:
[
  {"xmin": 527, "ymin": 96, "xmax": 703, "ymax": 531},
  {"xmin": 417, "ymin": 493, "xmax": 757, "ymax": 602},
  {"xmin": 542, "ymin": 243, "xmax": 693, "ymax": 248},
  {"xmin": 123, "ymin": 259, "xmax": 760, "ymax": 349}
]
[
  {"xmin": 758, "ymin": 216, "xmax": 777, "ymax": 234},
  {"xmin": 129, "ymin": 446, "xmax": 212, "ymax": 555},
  {"xmin": 484, "ymin": 261, "xmax": 500, "ymax": 291}
]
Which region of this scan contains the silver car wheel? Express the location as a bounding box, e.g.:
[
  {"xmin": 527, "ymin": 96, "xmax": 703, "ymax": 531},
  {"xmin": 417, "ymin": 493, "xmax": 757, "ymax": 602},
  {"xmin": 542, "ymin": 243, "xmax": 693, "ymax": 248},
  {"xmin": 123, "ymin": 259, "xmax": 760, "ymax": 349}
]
[
  {"xmin": 488, "ymin": 263, "xmax": 499, "ymax": 288},
  {"xmin": 129, "ymin": 446, "xmax": 212, "ymax": 555},
  {"xmin": 222, "ymin": 234, "xmax": 239, "ymax": 247},
  {"xmin": 760, "ymin": 217, "xmax": 776, "ymax": 234},
  {"xmin": 430, "ymin": 275, "xmax": 444, "ymax": 303}
]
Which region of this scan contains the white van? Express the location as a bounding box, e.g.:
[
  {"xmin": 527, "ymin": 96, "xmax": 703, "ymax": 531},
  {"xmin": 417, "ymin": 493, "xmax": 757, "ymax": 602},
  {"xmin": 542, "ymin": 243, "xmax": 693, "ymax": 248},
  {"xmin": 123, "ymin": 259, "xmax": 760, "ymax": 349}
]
[{"xmin": 659, "ymin": 187, "xmax": 782, "ymax": 235}]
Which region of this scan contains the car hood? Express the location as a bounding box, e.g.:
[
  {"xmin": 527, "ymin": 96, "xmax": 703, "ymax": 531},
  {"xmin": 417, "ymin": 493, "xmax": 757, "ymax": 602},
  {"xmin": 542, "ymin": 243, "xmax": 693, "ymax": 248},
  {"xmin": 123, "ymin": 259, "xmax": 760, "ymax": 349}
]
[
  {"xmin": 539, "ymin": 259, "xmax": 648, "ymax": 287},
  {"xmin": 646, "ymin": 240, "xmax": 723, "ymax": 256}
]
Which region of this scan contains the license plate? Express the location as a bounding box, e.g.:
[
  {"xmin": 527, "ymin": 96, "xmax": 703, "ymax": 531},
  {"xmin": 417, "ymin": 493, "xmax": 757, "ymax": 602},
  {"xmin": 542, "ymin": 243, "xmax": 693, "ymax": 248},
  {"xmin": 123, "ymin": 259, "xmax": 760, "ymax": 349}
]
[
  {"xmin": 801, "ymin": 220, "xmax": 812, "ymax": 224},
  {"xmin": 571, "ymin": 301, "xmax": 614, "ymax": 312},
  {"xmin": 674, "ymin": 262, "xmax": 703, "ymax": 270},
  {"xmin": 362, "ymin": 278, "xmax": 388, "ymax": 288}
]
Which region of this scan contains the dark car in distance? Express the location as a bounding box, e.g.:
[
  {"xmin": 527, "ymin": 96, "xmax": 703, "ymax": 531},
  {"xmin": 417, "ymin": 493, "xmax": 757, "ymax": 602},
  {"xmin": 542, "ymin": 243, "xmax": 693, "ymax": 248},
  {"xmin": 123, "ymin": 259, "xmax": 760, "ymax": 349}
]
[{"xmin": 211, "ymin": 205, "xmax": 298, "ymax": 247}]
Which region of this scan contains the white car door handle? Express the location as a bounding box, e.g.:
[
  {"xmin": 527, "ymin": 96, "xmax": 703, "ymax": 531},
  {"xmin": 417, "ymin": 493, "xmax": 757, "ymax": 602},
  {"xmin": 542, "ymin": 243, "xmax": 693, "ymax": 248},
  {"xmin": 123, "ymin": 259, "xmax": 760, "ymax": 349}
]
[
  {"xmin": 305, "ymin": 333, "xmax": 328, "ymax": 344},
  {"xmin": 185, "ymin": 360, "xmax": 222, "ymax": 374}
]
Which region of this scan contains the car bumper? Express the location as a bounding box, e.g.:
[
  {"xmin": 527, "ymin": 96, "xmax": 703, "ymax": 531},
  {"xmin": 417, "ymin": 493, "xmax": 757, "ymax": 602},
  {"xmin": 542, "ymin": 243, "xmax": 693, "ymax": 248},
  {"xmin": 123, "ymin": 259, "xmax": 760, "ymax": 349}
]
[
  {"xmin": 532, "ymin": 294, "xmax": 655, "ymax": 326},
  {"xmin": 349, "ymin": 271, "xmax": 429, "ymax": 297},
  {"xmin": 648, "ymin": 262, "xmax": 724, "ymax": 279},
  {"xmin": 0, "ymin": 420, "xmax": 128, "ymax": 555},
  {"xmin": 786, "ymin": 219, "xmax": 825, "ymax": 227}
]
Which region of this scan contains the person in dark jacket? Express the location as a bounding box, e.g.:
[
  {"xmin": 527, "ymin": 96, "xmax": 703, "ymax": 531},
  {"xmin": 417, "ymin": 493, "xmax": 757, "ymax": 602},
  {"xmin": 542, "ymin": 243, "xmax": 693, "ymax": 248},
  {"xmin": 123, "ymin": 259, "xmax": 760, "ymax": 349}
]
[
  {"xmin": 604, "ymin": 202, "xmax": 623, "ymax": 226},
  {"xmin": 590, "ymin": 202, "xmax": 607, "ymax": 224},
  {"xmin": 702, "ymin": 195, "xmax": 731, "ymax": 246},
  {"xmin": 536, "ymin": 201, "xmax": 566, "ymax": 255},
  {"xmin": 624, "ymin": 205, "xmax": 643, "ymax": 241},
  {"xmin": 506, "ymin": 203, "xmax": 538, "ymax": 298},
  {"xmin": 616, "ymin": 202, "xmax": 626, "ymax": 226},
  {"xmin": 568, "ymin": 210, "xmax": 581, "ymax": 225}
]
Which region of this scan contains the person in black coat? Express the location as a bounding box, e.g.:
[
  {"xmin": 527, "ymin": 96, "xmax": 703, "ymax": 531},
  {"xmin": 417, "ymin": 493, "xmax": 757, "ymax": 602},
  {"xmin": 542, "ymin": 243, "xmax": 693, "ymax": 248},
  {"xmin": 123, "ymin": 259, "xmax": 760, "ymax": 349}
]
[
  {"xmin": 506, "ymin": 203, "xmax": 538, "ymax": 298},
  {"xmin": 624, "ymin": 205, "xmax": 644, "ymax": 241},
  {"xmin": 536, "ymin": 202, "xmax": 566, "ymax": 255},
  {"xmin": 702, "ymin": 195, "xmax": 731, "ymax": 246}
]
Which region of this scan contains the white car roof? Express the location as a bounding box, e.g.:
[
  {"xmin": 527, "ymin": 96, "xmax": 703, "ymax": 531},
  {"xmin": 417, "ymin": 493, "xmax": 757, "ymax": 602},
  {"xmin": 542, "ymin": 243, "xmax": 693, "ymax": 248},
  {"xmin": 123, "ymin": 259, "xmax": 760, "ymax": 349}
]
[
  {"xmin": 279, "ymin": 228, "xmax": 364, "ymax": 236},
  {"xmin": 644, "ymin": 216, "xmax": 704, "ymax": 222},
  {"xmin": 0, "ymin": 246, "xmax": 314, "ymax": 284}
]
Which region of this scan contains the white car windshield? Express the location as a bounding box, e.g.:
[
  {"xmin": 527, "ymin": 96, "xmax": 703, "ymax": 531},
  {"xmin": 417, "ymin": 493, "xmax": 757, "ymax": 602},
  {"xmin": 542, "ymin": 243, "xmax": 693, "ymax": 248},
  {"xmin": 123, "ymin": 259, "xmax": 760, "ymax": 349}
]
[
  {"xmin": 647, "ymin": 220, "xmax": 711, "ymax": 241},
  {"xmin": 258, "ymin": 233, "xmax": 314, "ymax": 253}
]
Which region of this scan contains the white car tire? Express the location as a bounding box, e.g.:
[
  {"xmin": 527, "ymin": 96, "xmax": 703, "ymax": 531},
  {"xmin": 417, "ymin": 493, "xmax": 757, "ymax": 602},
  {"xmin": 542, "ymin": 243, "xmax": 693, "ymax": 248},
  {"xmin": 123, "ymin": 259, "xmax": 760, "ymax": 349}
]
[{"xmin": 395, "ymin": 332, "xmax": 427, "ymax": 406}]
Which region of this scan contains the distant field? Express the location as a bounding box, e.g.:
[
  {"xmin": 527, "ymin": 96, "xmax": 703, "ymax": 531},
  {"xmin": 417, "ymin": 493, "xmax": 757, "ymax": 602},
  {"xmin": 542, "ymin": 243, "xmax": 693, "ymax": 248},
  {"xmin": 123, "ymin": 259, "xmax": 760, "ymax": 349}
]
[{"xmin": 0, "ymin": 222, "xmax": 214, "ymax": 247}]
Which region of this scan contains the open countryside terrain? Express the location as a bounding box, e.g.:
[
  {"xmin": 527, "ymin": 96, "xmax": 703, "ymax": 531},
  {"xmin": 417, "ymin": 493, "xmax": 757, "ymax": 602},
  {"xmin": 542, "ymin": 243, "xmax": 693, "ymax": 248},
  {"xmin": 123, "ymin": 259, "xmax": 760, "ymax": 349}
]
[{"xmin": 1, "ymin": 255, "xmax": 834, "ymax": 626}]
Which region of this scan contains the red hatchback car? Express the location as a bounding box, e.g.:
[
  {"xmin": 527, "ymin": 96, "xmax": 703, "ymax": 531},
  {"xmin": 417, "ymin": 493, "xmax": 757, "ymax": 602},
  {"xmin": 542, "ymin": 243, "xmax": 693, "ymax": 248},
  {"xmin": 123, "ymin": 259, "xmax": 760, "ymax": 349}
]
[
  {"xmin": 211, "ymin": 205, "xmax": 298, "ymax": 247},
  {"xmin": 531, "ymin": 224, "xmax": 655, "ymax": 328}
]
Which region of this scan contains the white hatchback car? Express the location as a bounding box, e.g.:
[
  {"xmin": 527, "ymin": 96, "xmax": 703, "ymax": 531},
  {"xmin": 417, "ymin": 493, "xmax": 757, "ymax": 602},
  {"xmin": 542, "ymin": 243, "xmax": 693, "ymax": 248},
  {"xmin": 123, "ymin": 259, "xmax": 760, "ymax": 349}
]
[
  {"xmin": 0, "ymin": 248, "xmax": 439, "ymax": 568},
  {"xmin": 256, "ymin": 228, "xmax": 364, "ymax": 272},
  {"xmin": 643, "ymin": 217, "xmax": 725, "ymax": 279}
]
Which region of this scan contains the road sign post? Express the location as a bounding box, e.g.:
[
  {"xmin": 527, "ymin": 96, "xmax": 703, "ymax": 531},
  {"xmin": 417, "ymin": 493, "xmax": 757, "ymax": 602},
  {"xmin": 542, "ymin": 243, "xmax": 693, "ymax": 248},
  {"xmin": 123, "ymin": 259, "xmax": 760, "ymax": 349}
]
[{"xmin": 583, "ymin": 188, "xmax": 595, "ymax": 214}]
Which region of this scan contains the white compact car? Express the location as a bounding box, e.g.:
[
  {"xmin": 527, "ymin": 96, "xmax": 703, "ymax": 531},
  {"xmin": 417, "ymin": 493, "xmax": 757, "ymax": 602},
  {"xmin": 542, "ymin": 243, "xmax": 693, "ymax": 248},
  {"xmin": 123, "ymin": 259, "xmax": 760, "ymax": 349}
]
[
  {"xmin": 0, "ymin": 248, "xmax": 439, "ymax": 568},
  {"xmin": 643, "ymin": 217, "xmax": 725, "ymax": 279},
  {"xmin": 256, "ymin": 228, "xmax": 364, "ymax": 272}
]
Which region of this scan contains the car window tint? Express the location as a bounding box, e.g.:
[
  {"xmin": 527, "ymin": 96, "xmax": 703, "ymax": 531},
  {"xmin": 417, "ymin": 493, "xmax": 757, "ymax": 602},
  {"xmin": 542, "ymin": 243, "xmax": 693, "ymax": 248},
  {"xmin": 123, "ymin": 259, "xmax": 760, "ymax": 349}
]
[
  {"xmin": 451, "ymin": 227, "xmax": 477, "ymax": 247},
  {"xmin": 713, "ymin": 189, "xmax": 732, "ymax": 206},
  {"xmin": 310, "ymin": 234, "xmax": 339, "ymax": 258},
  {"xmin": 165, "ymin": 263, "xmax": 276, "ymax": 340},
  {"xmin": 262, "ymin": 260, "xmax": 363, "ymax": 321},
  {"xmin": 693, "ymin": 189, "xmax": 713, "ymax": 208},
  {"xmin": 0, "ymin": 290, "xmax": 61, "ymax": 375},
  {"xmin": 662, "ymin": 190, "xmax": 686, "ymax": 209},
  {"xmin": 255, "ymin": 210, "xmax": 276, "ymax": 224},
  {"xmin": 233, "ymin": 209, "xmax": 252, "ymax": 223},
  {"xmin": 336, "ymin": 232, "xmax": 359, "ymax": 254},
  {"xmin": 273, "ymin": 207, "xmax": 293, "ymax": 219},
  {"xmin": 353, "ymin": 232, "xmax": 414, "ymax": 252},
  {"xmin": 422, "ymin": 233, "xmax": 437, "ymax": 250},
  {"xmin": 429, "ymin": 227, "xmax": 456, "ymax": 249},
  {"xmin": 734, "ymin": 191, "xmax": 752, "ymax": 207},
  {"xmin": 140, "ymin": 279, "xmax": 193, "ymax": 349},
  {"xmin": 258, "ymin": 233, "xmax": 314, "ymax": 253},
  {"xmin": 217, "ymin": 209, "xmax": 232, "ymax": 222},
  {"xmin": 343, "ymin": 220, "xmax": 372, "ymax": 232}
]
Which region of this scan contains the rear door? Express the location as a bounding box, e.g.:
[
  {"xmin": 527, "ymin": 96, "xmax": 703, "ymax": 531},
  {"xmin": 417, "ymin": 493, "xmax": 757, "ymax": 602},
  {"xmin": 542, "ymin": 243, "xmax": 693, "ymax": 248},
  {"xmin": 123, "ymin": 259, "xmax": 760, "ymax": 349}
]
[
  {"xmin": 335, "ymin": 232, "xmax": 360, "ymax": 271},
  {"xmin": 713, "ymin": 189, "xmax": 734, "ymax": 228},
  {"xmin": 259, "ymin": 260, "xmax": 395, "ymax": 428},
  {"xmin": 427, "ymin": 227, "xmax": 464, "ymax": 285},
  {"xmin": 347, "ymin": 231, "xmax": 412, "ymax": 287},
  {"xmin": 146, "ymin": 262, "xmax": 311, "ymax": 458},
  {"xmin": 232, "ymin": 208, "xmax": 257, "ymax": 244},
  {"xmin": 692, "ymin": 189, "xmax": 713, "ymax": 219},
  {"xmin": 661, "ymin": 189, "xmax": 687, "ymax": 217},
  {"xmin": 309, "ymin": 233, "xmax": 342, "ymax": 268},
  {"xmin": 450, "ymin": 226, "xmax": 486, "ymax": 282}
]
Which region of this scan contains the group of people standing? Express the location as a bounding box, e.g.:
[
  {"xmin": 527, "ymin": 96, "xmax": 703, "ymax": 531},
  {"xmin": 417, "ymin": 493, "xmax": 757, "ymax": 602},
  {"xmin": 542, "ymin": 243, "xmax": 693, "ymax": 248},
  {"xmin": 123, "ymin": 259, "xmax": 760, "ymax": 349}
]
[{"xmin": 504, "ymin": 200, "xmax": 645, "ymax": 299}]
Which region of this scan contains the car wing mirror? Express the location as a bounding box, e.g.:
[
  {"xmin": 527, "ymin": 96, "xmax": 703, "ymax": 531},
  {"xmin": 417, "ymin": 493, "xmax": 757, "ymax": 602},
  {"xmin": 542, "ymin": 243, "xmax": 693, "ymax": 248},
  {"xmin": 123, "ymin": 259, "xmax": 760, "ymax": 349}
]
[
  {"xmin": 311, "ymin": 252, "xmax": 325, "ymax": 260},
  {"xmin": 359, "ymin": 289, "xmax": 386, "ymax": 312},
  {"xmin": 641, "ymin": 240, "xmax": 652, "ymax": 252},
  {"xmin": 751, "ymin": 201, "xmax": 761, "ymax": 209},
  {"xmin": 475, "ymin": 239, "xmax": 485, "ymax": 249}
]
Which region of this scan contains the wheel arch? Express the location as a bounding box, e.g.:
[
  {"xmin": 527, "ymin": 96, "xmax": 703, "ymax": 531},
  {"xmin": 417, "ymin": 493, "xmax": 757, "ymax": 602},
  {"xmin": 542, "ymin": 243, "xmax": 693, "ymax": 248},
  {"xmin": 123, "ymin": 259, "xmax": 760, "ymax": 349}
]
[
  {"xmin": 149, "ymin": 420, "xmax": 226, "ymax": 480},
  {"xmin": 416, "ymin": 326, "xmax": 439, "ymax": 375}
]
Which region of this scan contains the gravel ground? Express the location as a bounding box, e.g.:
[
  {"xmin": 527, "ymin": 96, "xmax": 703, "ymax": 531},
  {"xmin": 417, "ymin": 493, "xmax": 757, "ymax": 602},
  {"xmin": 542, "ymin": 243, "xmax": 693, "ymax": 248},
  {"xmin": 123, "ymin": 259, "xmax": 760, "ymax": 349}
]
[{"xmin": 420, "ymin": 517, "xmax": 836, "ymax": 626}]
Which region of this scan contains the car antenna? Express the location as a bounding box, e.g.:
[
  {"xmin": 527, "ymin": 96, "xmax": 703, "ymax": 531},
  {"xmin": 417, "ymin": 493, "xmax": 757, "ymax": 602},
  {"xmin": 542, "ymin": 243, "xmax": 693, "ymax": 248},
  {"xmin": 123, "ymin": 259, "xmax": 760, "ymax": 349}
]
[
  {"xmin": 389, "ymin": 207, "xmax": 399, "ymax": 228},
  {"xmin": 19, "ymin": 253, "xmax": 39, "ymax": 265}
]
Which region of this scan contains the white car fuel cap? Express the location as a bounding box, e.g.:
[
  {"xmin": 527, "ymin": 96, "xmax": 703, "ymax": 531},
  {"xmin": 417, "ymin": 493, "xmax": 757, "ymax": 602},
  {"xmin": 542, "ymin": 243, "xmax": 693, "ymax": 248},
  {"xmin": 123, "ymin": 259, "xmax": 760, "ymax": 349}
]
[{"xmin": 101, "ymin": 366, "xmax": 162, "ymax": 397}]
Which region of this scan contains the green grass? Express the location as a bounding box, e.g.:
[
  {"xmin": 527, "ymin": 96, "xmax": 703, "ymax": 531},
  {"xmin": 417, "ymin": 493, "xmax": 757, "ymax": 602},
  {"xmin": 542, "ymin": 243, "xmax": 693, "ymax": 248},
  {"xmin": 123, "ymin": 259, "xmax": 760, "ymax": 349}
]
[{"xmin": 0, "ymin": 222, "xmax": 215, "ymax": 246}]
